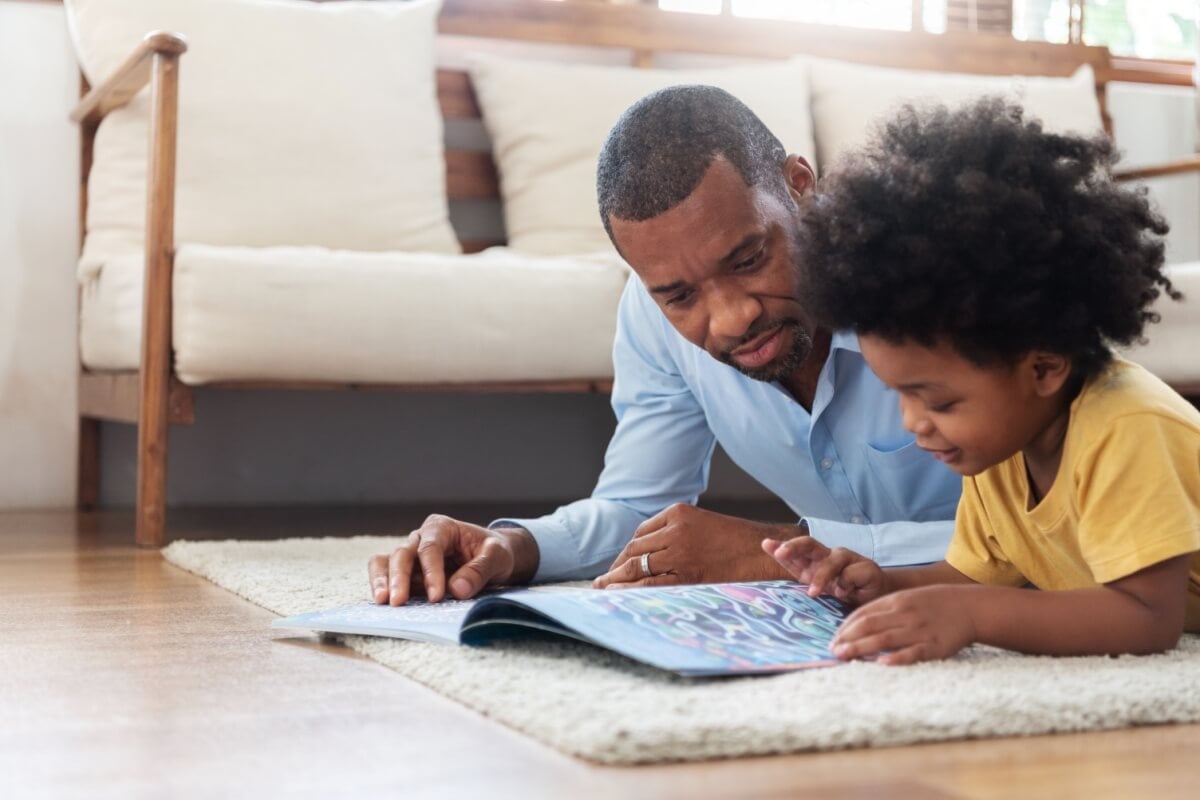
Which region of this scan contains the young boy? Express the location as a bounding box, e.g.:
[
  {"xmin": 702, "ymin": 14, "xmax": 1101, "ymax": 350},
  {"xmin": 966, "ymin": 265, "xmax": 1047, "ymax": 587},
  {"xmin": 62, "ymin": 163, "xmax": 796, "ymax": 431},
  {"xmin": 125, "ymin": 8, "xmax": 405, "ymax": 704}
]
[{"xmin": 764, "ymin": 97, "xmax": 1200, "ymax": 666}]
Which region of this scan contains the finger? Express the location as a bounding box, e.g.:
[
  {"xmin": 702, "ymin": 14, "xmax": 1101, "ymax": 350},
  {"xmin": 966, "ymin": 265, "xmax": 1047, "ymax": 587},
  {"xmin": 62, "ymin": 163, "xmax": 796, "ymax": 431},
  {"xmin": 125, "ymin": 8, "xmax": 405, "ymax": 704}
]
[
  {"xmin": 599, "ymin": 531, "xmax": 672, "ymax": 586},
  {"xmin": 608, "ymin": 528, "xmax": 672, "ymax": 574},
  {"xmin": 368, "ymin": 554, "xmax": 390, "ymax": 603},
  {"xmin": 632, "ymin": 508, "xmax": 674, "ymax": 539},
  {"xmin": 838, "ymin": 561, "xmax": 883, "ymax": 602},
  {"xmin": 833, "ymin": 627, "xmax": 916, "ymax": 661},
  {"xmin": 773, "ymin": 536, "xmax": 829, "ymax": 573},
  {"xmin": 388, "ymin": 535, "xmax": 419, "ymax": 606},
  {"xmin": 415, "ymin": 529, "xmax": 450, "ymax": 603},
  {"xmin": 593, "ymin": 548, "xmax": 655, "ymax": 589},
  {"xmin": 832, "ymin": 606, "xmax": 899, "ymax": 648},
  {"xmin": 447, "ymin": 538, "xmax": 508, "ymax": 600},
  {"xmin": 592, "ymin": 556, "xmax": 641, "ymax": 589},
  {"xmin": 602, "ymin": 573, "xmax": 678, "ymax": 590},
  {"xmin": 807, "ymin": 548, "xmax": 855, "ymax": 597},
  {"xmin": 761, "ymin": 538, "xmax": 784, "ymax": 558},
  {"xmin": 878, "ymin": 644, "xmax": 930, "ymax": 666},
  {"xmin": 607, "ymin": 518, "xmax": 671, "ymax": 572}
]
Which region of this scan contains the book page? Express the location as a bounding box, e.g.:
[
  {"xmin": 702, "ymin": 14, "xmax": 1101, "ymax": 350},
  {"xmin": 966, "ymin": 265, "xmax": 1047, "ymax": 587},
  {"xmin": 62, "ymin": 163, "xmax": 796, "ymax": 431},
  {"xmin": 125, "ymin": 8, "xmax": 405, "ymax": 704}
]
[
  {"xmin": 272, "ymin": 598, "xmax": 477, "ymax": 645},
  {"xmin": 462, "ymin": 581, "xmax": 847, "ymax": 677}
]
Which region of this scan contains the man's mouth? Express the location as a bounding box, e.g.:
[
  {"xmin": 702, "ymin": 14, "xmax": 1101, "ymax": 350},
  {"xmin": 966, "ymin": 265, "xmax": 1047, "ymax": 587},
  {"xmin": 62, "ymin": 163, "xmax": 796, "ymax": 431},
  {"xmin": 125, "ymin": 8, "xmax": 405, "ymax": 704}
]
[{"xmin": 730, "ymin": 325, "xmax": 785, "ymax": 369}]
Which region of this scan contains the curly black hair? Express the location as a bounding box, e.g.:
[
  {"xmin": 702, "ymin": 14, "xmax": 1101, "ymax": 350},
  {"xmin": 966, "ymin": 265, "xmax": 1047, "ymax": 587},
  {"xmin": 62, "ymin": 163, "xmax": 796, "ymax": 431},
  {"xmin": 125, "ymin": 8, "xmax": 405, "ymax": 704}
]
[
  {"xmin": 799, "ymin": 96, "xmax": 1179, "ymax": 379},
  {"xmin": 597, "ymin": 85, "xmax": 789, "ymax": 241}
]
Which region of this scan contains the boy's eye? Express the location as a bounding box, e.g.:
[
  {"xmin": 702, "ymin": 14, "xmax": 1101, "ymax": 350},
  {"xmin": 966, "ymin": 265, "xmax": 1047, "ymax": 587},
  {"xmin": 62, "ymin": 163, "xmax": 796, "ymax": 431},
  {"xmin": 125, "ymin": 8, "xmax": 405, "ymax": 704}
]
[{"xmin": 928, "ymin": 401, "xmax": 958, "ymax": 413}]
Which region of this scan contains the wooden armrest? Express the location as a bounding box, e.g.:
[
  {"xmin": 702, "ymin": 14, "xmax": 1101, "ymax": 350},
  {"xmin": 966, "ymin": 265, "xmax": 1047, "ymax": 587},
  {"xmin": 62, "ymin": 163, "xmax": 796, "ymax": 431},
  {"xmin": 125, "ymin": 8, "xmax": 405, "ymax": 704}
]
[
  {"xmin": 1114, "ymin": 155, "xmax": 1200, "ymax": 183},
  {"xmin": 71, "ymin": 31, "xmax": 187, "ymax": 126}
]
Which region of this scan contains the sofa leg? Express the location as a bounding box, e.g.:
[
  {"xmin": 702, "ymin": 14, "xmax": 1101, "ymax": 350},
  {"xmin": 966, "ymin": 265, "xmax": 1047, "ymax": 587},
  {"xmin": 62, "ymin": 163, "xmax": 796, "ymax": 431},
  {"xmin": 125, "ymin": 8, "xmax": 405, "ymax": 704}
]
[
  {"xmin": 135, "ymin": 384, "xmax": 169, "ymax": 548},
  {"xmin": 77, "ymin": 417, "xmax": 101, "ymax": 511},
  {"xmin": 134, "ymin": 50, "xmax": 183, "ymax": 550}
]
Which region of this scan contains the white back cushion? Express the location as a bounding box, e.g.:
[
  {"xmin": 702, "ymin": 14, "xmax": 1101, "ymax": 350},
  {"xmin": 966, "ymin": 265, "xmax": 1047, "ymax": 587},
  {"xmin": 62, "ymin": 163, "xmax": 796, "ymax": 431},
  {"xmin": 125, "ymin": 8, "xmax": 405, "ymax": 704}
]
[
  {"xmin": 469, "ymin": 55, "xmax": 816, "ymax": 256},
  {"xmin": 809, "ymin": 59, "xmax": 1104, "ymax": 168},
  {"xmin": 66, "ymin": 0, "xmax": 458, "ymax": 279}
]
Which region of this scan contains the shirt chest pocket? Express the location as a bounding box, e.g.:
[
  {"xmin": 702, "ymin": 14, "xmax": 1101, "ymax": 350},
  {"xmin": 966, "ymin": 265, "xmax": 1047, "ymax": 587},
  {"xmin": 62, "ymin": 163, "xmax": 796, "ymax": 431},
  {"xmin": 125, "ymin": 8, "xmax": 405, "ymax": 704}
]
[{"xmin": 863, "ymin": 440, "xmax": 960, "ymax": 520}]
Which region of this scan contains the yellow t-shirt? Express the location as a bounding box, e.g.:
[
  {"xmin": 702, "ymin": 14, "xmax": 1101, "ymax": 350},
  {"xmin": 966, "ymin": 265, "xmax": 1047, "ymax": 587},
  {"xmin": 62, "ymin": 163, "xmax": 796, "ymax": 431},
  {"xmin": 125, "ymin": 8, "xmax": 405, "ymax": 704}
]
[{"xmin": 945, "ymin": 358, "xmax": 1200, "ymax": 631}]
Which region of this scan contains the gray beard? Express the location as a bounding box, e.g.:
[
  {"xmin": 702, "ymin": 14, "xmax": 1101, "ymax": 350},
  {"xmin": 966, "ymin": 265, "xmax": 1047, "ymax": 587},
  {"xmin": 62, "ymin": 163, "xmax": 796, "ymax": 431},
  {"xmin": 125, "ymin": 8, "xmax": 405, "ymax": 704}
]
[{"xmin": 721, "ymin": 320, "xmax": 812, "ymax": 383}]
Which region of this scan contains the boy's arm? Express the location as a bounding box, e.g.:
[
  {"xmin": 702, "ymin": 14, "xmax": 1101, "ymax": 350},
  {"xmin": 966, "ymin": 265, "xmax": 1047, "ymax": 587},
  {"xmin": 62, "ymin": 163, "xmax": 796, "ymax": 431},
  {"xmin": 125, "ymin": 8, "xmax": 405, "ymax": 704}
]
[{"xmin": 833, "ymin": 554, "xmax": 1192, "ymax": 665}]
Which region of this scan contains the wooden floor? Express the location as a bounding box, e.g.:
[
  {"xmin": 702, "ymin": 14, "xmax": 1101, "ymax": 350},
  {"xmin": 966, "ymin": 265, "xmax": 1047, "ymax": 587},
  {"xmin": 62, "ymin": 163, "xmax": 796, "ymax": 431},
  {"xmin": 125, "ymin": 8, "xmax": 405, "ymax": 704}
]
[{"xmin": 3, "ymin": 506, "xmax": 1198, "ymax": 800}]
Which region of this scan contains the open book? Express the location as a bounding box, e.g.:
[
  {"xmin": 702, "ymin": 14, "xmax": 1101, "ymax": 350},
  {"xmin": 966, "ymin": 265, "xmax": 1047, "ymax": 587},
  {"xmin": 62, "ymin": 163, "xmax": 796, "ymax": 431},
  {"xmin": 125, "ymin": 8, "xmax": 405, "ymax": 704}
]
[{"xmin": 272, "ymin": 580, "xmax": 848, "ymax": 677}]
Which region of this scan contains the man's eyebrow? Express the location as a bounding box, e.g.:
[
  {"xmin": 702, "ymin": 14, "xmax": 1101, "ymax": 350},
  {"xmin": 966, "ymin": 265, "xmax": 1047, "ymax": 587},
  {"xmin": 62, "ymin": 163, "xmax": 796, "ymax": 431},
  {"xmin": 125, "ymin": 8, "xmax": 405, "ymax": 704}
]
[
  {"xmin": 719, "ymin": 233, "xmax": 765, "ymax": 265},
  {"xmin": 647, "ymin": 232, "xmax": 766, "ymax": 295},
  {"xmin": 648, "ymin": 279, "xmax": 688, "ymax": 296}
]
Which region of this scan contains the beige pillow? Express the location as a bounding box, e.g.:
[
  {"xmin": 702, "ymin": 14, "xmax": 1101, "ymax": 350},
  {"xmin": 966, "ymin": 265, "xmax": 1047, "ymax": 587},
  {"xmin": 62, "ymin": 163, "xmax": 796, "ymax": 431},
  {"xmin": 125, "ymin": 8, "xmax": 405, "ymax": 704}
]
[
  {"xmin": 65, "ymin": 0, "xmax": 458, "ymax": 281},
  {"xmin": 808, "ymin": 59, "xmax": 1104, "ymax": 168},
  {"xmin": 469, "ymin": 55, "xmax": 816, "ymax": 256}
]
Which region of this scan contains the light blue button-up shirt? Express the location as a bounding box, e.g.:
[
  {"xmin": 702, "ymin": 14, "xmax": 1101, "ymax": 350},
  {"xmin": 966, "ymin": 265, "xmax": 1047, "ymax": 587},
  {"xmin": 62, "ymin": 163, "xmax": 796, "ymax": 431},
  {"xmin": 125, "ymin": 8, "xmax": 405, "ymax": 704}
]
[{"xmin": 495, "ymin": 276, "xmax": 961, "ymax": 582}]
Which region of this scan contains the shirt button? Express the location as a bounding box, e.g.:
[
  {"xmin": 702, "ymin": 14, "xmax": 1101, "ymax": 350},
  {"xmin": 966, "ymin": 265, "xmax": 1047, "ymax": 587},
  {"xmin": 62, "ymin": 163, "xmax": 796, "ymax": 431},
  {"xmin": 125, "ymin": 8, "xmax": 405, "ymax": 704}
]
[
  {"xmin": 850, "ymin": 515, "xmax": 863, "ymax": 524},
  {"xmin": 819, "ymin": 458, "xmax": 833, "ymax": 470}
]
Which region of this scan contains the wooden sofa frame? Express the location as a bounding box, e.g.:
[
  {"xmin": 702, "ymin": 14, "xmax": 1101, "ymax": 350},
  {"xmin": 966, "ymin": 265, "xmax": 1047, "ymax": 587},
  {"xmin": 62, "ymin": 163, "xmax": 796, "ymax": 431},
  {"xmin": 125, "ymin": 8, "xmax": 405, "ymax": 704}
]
[{"xmin": 72, "ymin": 0, "xmax": 1200, "ymax": 546}]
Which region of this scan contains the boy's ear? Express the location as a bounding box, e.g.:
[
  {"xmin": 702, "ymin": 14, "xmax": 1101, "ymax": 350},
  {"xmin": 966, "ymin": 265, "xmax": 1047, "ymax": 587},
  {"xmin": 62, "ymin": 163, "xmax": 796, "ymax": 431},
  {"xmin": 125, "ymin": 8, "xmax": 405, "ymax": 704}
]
[{"xmin": 1029, "ymin": 352, "xmax": 1072, "ymax": 397}]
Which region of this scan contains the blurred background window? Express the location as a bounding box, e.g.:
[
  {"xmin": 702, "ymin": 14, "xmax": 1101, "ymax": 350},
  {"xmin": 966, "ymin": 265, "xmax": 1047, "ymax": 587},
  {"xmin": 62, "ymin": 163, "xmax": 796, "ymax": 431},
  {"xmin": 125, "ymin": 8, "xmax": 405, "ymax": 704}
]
[{"xmin": 649, "ymin": 0, "xmax": 1198, "ymax": 59}]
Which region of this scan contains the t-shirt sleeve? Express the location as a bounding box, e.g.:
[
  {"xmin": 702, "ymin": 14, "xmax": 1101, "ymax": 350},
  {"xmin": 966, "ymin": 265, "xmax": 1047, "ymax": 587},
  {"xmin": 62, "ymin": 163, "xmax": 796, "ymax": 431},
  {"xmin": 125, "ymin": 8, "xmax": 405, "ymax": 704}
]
[
  {"xmin": 945, "ymin": 477, "xmax": 1027, "ymax": 586},
  {"xmin": 1075, "ymin": 412, "xmax": 1200, "ymax": 584}
]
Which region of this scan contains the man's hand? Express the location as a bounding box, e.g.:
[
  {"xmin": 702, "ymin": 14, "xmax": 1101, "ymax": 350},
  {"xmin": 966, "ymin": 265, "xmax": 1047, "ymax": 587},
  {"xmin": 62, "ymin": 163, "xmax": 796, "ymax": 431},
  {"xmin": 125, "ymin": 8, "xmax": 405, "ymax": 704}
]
[
  {"xmin": 762, "ymin": 536, "xmax": 888, "ymax": 606},
  {"xmin": 830, "ymin": 586, "xmax": 977, "ymax": 666},
  {"xmin": 591, "ymin": 504, "xmax": 802, "ymax": 590},
  {"xmin": 367, "ymin": 515, "xmax": 539, "ymax": 605}
]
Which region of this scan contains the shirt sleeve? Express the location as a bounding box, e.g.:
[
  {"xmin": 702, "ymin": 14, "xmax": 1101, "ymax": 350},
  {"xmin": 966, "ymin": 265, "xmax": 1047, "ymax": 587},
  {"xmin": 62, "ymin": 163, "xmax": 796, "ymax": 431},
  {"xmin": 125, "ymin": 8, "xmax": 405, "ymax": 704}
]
[
  {"xmin": 491, "ymin": 277, "xmax": 717, "ymax": 582},
  {"xmin": 1074, "ymin": 413, "xmax": 1200, "ymax": 584},
  {"xmin": 945, "ymin": 477, "xmax": 1026, "ymax": 586},
  {"xmin": 803, "ymin": 516, "xmax": 954, "ymax": 567}
]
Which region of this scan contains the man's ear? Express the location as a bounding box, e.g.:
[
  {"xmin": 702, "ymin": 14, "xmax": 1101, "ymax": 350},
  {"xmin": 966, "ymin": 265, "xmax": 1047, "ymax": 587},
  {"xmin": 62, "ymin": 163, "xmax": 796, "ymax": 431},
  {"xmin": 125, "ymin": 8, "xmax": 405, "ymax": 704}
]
[
  {"xmin": 783, "ymin": 154, "xmax": 817, "ymax": 202},
  {"xmin": 1028, "ymin": 351, "xmax": 1073, "ymax": 397}
]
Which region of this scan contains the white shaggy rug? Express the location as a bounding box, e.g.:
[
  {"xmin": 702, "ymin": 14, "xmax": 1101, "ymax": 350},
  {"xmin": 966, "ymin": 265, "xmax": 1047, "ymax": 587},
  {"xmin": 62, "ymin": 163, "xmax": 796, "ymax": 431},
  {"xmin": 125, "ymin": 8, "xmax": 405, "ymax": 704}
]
[{"xmin": 163, "ymin": 535, "xmax": 1200, "ymax": 765}]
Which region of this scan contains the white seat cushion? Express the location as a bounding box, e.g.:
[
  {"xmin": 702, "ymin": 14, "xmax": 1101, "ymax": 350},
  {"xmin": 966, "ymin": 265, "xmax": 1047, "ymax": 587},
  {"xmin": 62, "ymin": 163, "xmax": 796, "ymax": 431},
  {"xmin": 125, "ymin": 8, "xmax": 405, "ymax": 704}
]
[
  {"xmin": 808, "ymin": 59, "xmax": 1104, "ymax": 168},
  {"xmin": 469, "ymin": 54, "xmax": 816, "ymax": 256},
  {"xmin": 1123, "ymin": 262, "xmax": 1200, "ymax": 387},
  {"xmin": 80, "ymin": 246, "xmax": 631, "ymax": 385},
  {"xmin": 65, "ymin": 0, "xmax": 458, "ymax": 283}
]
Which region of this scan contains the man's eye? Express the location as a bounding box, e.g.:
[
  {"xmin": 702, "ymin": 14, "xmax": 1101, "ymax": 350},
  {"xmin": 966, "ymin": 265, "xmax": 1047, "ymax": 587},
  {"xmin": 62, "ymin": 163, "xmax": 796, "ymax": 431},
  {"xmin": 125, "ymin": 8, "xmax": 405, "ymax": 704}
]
[
  {"xmin": 733, "ymin": 251, "xmax": 763, "ymax": 271},
  {"xmin": 666, "ymin": 291, "xmax": 693, "ymax": 307}
]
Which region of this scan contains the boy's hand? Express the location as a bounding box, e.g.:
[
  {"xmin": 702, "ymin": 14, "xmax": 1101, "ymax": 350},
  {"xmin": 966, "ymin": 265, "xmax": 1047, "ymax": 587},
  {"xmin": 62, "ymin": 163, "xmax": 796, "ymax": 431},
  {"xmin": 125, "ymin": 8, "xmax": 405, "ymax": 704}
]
[
  {"xmin": 762, "ymin": 537, "xmax": 888, "ymax": 606},
  {"xmin": 832, "ymin": 585, "xmax": 976, "ymax": 666}
]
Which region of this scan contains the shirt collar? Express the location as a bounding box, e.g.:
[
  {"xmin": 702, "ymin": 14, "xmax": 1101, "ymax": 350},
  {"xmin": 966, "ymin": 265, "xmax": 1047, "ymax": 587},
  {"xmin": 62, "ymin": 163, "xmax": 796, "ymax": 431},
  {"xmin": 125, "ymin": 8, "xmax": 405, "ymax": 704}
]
[{"xmin": 829, "ymin": 329, "xmax": 861, "ymax": 355}]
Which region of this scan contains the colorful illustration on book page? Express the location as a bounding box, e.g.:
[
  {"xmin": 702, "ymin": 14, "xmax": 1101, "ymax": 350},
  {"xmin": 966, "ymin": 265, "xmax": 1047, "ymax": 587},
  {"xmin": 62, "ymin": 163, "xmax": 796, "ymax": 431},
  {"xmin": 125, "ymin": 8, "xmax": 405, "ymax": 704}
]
[{"xmin": 574, "ymin": 580, "xmax": 847, "ymax": 671}]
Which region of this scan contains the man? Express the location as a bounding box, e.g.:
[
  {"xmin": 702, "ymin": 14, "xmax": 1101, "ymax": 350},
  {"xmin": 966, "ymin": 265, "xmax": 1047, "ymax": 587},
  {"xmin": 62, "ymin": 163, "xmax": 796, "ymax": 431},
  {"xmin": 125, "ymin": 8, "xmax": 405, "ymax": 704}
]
[{"xmin": 368, "ymin": 86, "xmax": 961, "ymax": 605}]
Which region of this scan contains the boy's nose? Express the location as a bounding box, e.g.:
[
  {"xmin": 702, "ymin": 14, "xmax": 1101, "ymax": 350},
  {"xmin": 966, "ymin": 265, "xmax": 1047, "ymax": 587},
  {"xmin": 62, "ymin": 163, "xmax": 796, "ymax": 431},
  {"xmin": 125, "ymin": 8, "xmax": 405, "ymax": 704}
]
[{"xmin": 900, "ymin": 398, "xmax": 934, "ymax": 436}]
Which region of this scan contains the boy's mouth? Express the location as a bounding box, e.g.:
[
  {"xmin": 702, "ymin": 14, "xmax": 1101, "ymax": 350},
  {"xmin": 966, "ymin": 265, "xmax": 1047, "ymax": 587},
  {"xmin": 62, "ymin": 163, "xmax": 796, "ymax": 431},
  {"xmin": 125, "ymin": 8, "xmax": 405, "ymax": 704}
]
[{"xmin": 923, "ymin": 446, "xmax": 962, "ymax": 464}]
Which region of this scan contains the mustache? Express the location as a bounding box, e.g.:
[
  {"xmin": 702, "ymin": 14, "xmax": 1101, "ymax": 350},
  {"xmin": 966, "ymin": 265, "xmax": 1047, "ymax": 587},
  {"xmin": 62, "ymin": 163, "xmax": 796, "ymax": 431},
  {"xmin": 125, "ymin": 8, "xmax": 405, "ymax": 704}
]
[{"xmin": 727, "ymin": 317, "xmax": 803, "ymax": 353}]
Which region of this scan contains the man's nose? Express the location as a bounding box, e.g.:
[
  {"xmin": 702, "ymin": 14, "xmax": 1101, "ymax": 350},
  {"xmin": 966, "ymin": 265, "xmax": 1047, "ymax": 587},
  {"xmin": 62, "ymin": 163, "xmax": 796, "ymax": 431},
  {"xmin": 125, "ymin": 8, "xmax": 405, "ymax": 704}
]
[{"xmin": 707, "ymin": 285, "xmax": 760, "ymax": 341}]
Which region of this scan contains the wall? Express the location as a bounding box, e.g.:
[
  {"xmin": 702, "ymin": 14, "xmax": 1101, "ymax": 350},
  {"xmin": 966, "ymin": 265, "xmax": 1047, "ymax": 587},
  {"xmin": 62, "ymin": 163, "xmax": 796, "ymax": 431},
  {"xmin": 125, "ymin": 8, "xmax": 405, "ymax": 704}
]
[
  {"xmin": 0, "ymin": 1, "xmax": 80, "ymax": 508},
  {"xmin": 1, "ymin": 1, "xmax": 1196, "ymax": 510}
]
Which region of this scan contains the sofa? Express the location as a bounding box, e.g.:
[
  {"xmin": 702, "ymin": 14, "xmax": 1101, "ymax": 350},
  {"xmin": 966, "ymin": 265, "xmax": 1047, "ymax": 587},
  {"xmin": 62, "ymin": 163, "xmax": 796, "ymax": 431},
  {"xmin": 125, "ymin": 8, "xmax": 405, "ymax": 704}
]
[{"xmin": 65, "ymin": 0, "xmax": 1200, "ymax": 545}]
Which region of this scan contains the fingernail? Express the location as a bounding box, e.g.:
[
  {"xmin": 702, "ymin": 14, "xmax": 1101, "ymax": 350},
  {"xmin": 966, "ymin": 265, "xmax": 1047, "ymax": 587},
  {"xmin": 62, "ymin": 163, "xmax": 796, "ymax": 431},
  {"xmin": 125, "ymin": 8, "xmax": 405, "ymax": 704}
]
[{"xmin": 450, "ymin": 578, "xmax": 470, "ymax": 597}]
